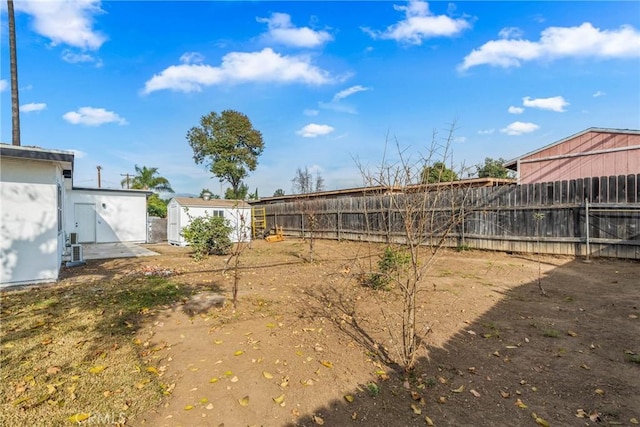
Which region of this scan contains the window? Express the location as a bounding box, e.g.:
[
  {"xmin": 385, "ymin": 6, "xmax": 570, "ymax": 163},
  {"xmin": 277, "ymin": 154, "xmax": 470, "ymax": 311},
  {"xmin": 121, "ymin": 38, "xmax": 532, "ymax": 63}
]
[{"xmin": 211, "ymin": 210, "xmax": 224, "ymax": 218}]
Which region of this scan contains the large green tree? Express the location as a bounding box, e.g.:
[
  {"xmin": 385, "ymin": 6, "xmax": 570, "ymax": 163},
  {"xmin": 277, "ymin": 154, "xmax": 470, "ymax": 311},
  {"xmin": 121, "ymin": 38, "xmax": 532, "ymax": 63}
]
[
  {"xmin": 476, "ymin": 157, "xmax": 514, "ymax": 179},
  {"xmin": 123, "ymin": 165, "xmax": 174, "ymax": 193},
  {"xmin": 420, "ymin": 161, "xmax": 458, "ymax": 184},
  {"xmin": 187, "ymin": 110, "xmax": 264, "ymax": 196}
]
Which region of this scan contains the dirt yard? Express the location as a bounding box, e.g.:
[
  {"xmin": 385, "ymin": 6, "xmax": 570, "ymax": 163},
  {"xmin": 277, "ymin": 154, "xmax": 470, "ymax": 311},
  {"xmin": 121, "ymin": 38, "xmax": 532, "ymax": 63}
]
[{"xmin": 4, "ymin": 239, "xmax": 640, "ymax": 426}]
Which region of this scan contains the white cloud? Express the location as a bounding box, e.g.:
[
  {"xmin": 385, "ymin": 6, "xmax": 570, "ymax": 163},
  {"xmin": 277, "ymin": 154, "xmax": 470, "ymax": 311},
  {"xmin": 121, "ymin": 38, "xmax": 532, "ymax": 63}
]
[
  {"xmin": 143, "ymin": 48, "xmax": 336, "ymax": 94},
  {"xmin": 62, "ymin": 50, "xmax": 102, "ymax": 66},
  {"xmin": 508, "ymin": 106, "xmax": 524, "ymax": 114},
  {"xmin": 332, "ymin": 85, "xmax": 370, "ymax": 101},
  {"xmin": 257, "ymin": 12, "xmax": 332, "ymax": 48},
  {"xmin": 477, "ymin": 129, "xmax": 495, "ymax": 135},
  {"xmin": 66, "ymin": 149, "xmax": 87, "ymax": 159},
  {"xmin": 522, "ymin": 96, "xmax": 569, "ymax": 112},
  {"xmin": 363, "ymin": 0, "xmax": 471, "ymax": 45},
  {"xmin": 501, "ymin": 121, "xmax": 539, "ymax": 136},
  {"xmin": 296, "ymin": 123, "xmax": 335, "ymax": 138},
  {"xmin": 304, "ymin": 109, "xmax": 319, "ymax": 116},
  {"xmin": 14, "ymin": 0, "xmax": 106, "ymax": 50},
  {"xmin": 180, "ymin": 52, "xmax": 205, "ymax": 64},
  {"xmin": 0, "ymin": 79, "xmax": 7, "ymax": 92},
  {"xmin": 499, "ymin": 27, "xmax": 524, "ymax": 39},
  {"xmin": 592, "ymin": 90, "xmax": 606, "ymax": 97},
  {"xmin": 20, "ymin": 102, "xmax": 47, "ymax": 113},
  {"xmin": 63, "ymin": 107, "xmax": 127, "ymax": 126},
  {"xmin": 460, "ymin": 22, "xmax": 640, "ymax": 70}
]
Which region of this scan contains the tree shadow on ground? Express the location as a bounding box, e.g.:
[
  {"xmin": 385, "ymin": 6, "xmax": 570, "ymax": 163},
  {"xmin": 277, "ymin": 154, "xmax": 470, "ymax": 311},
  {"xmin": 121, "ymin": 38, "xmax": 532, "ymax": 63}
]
[{"xmin": 289, "ymin": 257, "xmax": 640, "ymax": 427}]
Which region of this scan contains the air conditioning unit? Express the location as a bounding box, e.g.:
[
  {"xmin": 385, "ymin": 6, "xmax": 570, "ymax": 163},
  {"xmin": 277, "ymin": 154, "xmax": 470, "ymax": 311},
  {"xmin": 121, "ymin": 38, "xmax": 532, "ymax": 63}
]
[
  {"xmin": 70, "ymin": 244, "xmax": 84, "ymax": 263},
  {"xmin": 70, "ymin": 233, "xmax": 78, "ymax": 244}
]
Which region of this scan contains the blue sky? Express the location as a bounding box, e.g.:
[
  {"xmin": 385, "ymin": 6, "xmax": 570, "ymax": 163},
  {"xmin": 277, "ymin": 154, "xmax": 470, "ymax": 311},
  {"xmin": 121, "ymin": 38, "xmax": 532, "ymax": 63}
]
[{"xmin": 1, "ymin": 1, "xmax": 639, "ymax": 197}]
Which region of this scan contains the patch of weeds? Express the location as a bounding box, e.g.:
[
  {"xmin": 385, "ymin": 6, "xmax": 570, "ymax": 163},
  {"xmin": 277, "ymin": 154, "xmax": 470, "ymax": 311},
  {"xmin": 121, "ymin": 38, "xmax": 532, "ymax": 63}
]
[
  {"xmin": 564, "ymin": 296, "xmax": 574, "ymax": 302},
  {"xmin": 456, "ymin": 244, "xmax": 471, "ymax": 252},
  {"xmin": 425, "ymin": 377, "xmax": 436, "ymax": 388},
  {"xmin": 543, "ymin": 329, "xmax": 561, "ymax": 338},
  {"xmin": 360, "ymin": 246, "xmax": 409, "ymax": 291},
  {"xmin": 366, "ymin": 382, "xmax": 380, "ymax": 396},
  {"xmin": 482, "ymin": 322, "xmax": 498, "ymax": 330},
  {"xmin": 625, "ymin": 353, "xmax": 640, "ymax": 364}
]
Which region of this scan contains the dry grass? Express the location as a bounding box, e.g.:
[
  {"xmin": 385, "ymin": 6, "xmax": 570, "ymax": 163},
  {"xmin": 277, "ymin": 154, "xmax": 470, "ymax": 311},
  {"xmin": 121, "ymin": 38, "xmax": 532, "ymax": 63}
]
[{"xmin": 0, "ymin": 274, "xmax": 190, "ymax": 426}]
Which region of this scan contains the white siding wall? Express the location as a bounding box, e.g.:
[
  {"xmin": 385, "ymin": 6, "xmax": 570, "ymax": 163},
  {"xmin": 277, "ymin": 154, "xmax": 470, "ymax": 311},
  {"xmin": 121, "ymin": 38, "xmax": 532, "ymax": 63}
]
[
  {"xmin": 66, "ymin": 190, "xmax": 148, "ymax": 243},
  {"xmin": 167, "ymin": 201, "xmax": 251, "ymax": 246},
  {"xmin": 0, "ymin": 158, "xmax": 62, "ymax": 286}
]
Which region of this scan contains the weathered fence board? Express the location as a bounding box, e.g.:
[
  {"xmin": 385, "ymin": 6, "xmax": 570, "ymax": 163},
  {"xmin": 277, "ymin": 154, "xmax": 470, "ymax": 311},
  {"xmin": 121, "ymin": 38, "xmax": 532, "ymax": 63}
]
[{"xmin": 254, "ymin": 174, "xmax": 640, "ymax": 259}]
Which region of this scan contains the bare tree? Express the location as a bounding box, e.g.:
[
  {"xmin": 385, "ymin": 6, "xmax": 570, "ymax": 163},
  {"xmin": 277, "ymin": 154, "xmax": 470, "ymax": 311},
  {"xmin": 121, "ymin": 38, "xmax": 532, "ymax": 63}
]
[
  {"xmin": 355, "ymin": 123, "xmax": 471, "ymax": 371},
  {"xmin": 292, "ymin": 166, "xmax": 325, "ymax": 194},
  {"xmin": 8, "ymin": 0, "xmax": 21, "ymax": 146},
  {"xmin": 224, "ymin": 204, "xmax": 251, "ymax": 307}
]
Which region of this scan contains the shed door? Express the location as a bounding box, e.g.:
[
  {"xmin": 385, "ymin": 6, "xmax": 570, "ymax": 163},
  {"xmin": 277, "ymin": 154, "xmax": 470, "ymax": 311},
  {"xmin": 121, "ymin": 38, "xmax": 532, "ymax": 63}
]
[{"xmin": 74, "ymin": 203, "xmax": 96, "ymax": 243}]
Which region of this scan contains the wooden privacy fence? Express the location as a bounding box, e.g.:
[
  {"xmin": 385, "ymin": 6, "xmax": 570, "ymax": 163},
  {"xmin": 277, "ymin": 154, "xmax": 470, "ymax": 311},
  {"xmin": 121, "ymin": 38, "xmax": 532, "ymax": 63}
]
[{"xmin": 253, "ymin": 174, "xmax": 640, "ymax": 259}]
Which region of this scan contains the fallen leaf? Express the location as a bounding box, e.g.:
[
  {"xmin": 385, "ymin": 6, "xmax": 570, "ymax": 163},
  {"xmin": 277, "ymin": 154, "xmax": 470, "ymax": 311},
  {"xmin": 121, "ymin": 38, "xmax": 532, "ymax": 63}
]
[
  {"xmin": 313, "ymin": 415, "xmax": 324, "ymax": 425},
  {"xmin": 88, "ymin": 365, "xmax": 106, "ymax": 374},
  {"xmin": 214, "ymin": 340, "xmax": 223, "ymax": 344},
  {"xmin": 411, "ymin": 404, "xmax": 422, "ymax": 415},
  {"xmin": 576, "ymin": 409, "xmax": 588, "ymax": 418},
  {"xmin": 234, "ymin": 350, "xmax": 244, "ymax": 356},
  {"xmin": 199, "ymin": 398, "xmax": 208, "ymax": 404},
  {"xmin": 351, "ymin": 412, "xmax": 358, "ymax": 420},
  {"xmin": 589, "ymin": 411, "xmax": 601, "ymax": 422},
  {"xmin": 205, "ymin": 403, "xmax": 214, "ymax": 410},
  {"xmin": 470, "ymin": 389, "xmax": 481, "ymax": 398},
  {"xmin": 209, "ymin": 377, "xmax": 219, "ymax": 383},
  {"xmin": 630, "ymin": 418, "xmax": 638, "ymax": 424},
  {"xmin": 230, "ymin": 376, "xmax": 239, "ymax": 383},
  {"xmin": 146, "ymin": 366, "xmax": 159, "ymax": 375},
  {"xmin": 533, "ymin": 414, "xmax": 550, "ymax": 427},
  {"xmin": 344, "ymin": 395, "xmax": 354, "ymax": 403},
  {"xmin": 580, "ymin": 364, "xmax": 591, "ymax": 370},
  {"xmin": 184, "ymin": 405, "xmax": 194, "ymax": 410},
  {"xmin": 595, "ymin": 388, "xmax": 604, "ymax": 395},
  {"xmin": 68, "ymin": 413, "xmax": 91, "ymax": 423},
  {"xmin": 47, "ymin": 366, "xmax": 61, "ymax": 375},
  {"xmin": 437, "ymin": 376, "xmax": 447, "ymax": 384},
  {"xmin": 411, "ymin": 391, "xmax": 422, "ymax": 401},
  {"xmin": 514, "ymin": 399, "xmax": 527, "ymax": 409},
  {"xmin": 273, "ymin": 394, "xmax": 285, "ymax": 404},
  {"xmin": 238, "ymin": 396, "xmax": 249, "ymax": 407},
  {"xmin": 438, "ymin": 396, "xmax": 447, "ymax": 404},
  {"xmin": 280, "ymin": 376, "xmax": 290, "ymax": 387},
  {"xmin": 500, "ymin": 390, "xmax": 510, "ymax": 398},
  {"xmin": 320, "ymin": 360, "xmax": 333, "ymax": 368},
  {"xmin": 567, "ymin": 330, "xmax": 578, "ymax": 337},
  {"xmin": 262, "ymin": 371, "xmax": 273, "ymax": 379},
  {"xmin": 451, "ymin": 385, "xmax": 464, "ymax": 393}
]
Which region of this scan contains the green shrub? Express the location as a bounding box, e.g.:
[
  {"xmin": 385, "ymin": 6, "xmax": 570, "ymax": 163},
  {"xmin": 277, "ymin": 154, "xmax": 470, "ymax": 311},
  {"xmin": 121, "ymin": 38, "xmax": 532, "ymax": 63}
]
[
  {"xmin": 361, "ymin": 246, "xmax": 410, "ymax": 290},
  {"xmin": 181, "ymin": 212, "xmax": 232, "ymax": 260}
]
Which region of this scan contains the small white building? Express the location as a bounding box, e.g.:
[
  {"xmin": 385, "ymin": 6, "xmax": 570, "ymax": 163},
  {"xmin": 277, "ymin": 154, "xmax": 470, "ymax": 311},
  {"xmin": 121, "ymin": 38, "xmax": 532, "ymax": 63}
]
[
  {"xmin": 0, "ymin": 144, "xmax": 151, "ymax": 287},
  {"xmin": 66, "ymin": 187, "xmax": 149, "ymax": 244},
  {"xmin": 167, "ymin": 197, "xmax": 252, "ymax": 246}
]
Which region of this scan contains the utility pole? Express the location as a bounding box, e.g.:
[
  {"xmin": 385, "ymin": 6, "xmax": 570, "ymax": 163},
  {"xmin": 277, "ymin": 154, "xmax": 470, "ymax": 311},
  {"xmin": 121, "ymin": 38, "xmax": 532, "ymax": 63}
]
[
  {"xmin": 97, "ymin": 166, "xmax": 102, "ymax": 188},
  {"xmin": 120, "ymin": 173, "xmax": 132, "ymax": 189}
]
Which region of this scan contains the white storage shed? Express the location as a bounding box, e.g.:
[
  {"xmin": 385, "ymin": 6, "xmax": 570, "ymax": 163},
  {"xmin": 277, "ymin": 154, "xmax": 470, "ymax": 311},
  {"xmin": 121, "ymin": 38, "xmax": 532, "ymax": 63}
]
[{"xmin": 167, "ymin": 197, "xmax": 252, "ymax": 246}]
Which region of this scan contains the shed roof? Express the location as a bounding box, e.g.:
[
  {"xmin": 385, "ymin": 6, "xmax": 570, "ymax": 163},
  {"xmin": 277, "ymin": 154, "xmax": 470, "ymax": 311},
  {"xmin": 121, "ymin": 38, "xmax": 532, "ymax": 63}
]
[
  {"xmin": 504, "ymin": 127, "xmax": 640, "ymax": 170},
  {"xmin": 173, "ymin": 197, "xmax": 251, "ymax": 208},
  {"xmin": 251, "ymin": 177, "xmax": 514, "ymax": 204}
]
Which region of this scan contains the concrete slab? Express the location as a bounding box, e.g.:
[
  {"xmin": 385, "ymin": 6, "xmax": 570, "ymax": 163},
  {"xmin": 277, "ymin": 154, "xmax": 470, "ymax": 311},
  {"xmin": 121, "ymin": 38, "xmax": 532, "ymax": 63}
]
[{"xmin": 72, "ymin": 242, "xmax": 160, "ymax": 260}]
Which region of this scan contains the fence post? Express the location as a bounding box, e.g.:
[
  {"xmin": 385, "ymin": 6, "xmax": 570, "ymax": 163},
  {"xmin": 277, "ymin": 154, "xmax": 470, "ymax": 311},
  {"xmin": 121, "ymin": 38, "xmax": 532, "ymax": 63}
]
[{"xmin": 585, "ymin": 198, "xmax": 590, "ymax": 262}]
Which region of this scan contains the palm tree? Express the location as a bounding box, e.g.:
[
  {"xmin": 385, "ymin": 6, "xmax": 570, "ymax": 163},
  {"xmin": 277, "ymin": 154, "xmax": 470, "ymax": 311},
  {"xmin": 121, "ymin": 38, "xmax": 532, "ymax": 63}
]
[
  {"xmin": 122, "ymin": 165, "xmax": 174, "ymax": 193},
  {"xmin": 8, "ymin": 0, "xmax": 21, "ymax": 146}
]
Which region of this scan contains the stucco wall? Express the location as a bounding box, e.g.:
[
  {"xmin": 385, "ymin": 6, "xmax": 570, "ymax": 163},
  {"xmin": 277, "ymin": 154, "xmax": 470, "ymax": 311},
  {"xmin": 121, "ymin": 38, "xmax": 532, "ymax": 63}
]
[
  {"xmin": 1, "ymin": 158, "xmax": 63, "ymax": 286},
  {"xmin": 66, "ymin": 190, "xmax": 148, "ymax": 243}
]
